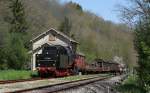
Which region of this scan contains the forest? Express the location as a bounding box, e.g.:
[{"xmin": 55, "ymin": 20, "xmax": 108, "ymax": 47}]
[{"xmin": 0, "ymin": 0, "xmax": 136, "ymax": 70}]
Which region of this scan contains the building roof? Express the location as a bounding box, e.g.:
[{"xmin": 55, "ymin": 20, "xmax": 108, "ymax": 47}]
[
  {"xmin": 29, "ymin": 43, "xmax": 72, "ymax": 54},
  {"xmin": 30, "ymin": 28, "xmax": 78, "ymax": 44},
  {"xmin": 29, "ymin": 43, "xmax": 57, "ymax": 54}
]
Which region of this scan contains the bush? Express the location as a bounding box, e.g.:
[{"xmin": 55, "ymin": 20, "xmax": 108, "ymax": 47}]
[
  {"xmin": 30, "ymin": 70, "xmax": 39, "ymax": 77},
  {"xmin": 3, "ymin": 33, "xmax": 29, "ymax": 69},
  {"xmin": 117, "ymin": 74, "xmax": 146, "ymax": 93}
]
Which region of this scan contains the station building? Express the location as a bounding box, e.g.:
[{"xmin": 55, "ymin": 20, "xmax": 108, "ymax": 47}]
[{"xmin": 29, "ymin": 28, "xmax": 78, "ymax": 70}]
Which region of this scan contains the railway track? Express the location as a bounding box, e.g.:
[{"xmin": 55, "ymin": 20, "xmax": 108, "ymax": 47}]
[
  {"xmin": 0, "ymin": 78, "xmax": 43, "ymax": 84},
  {"xmin": 11, "ymin": 75, "xmax": 113, "ymax": 93}
]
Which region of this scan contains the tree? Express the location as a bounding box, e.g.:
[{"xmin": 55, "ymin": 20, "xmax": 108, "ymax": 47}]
[
  {"xmin": 0, "ymin": 48, "xmax": 8, "ymax": 70},
  {"xmin": 59, "ymin": 16, "xmax": 72, "ymax": 36},
  {"xmin": 120, "ymin": 0, "xmax": 150, "ymax": 92},
  {"xmin": 76, "ymin": 3, "xmax": 83, "ymax": 12},
  {"xmin": 10, "ymin": 0, "xmax": 28, "ymax": 33},
  {"xmin": 5, "ymin": 33, "xmax": 29, "ymax": 69},
  {"xmin": 66, "ymin": 2, "xmax": 83, "ymax": 12},
  {"xmin": 135, "ymin": 18, "xmax": 150, "ymax": 91},
  {"xmin": 1, "ymin": 0, "xmax": 29, "ymax": 69}
]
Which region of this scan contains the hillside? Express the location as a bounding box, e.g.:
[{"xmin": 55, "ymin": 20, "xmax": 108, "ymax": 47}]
[{"xmin": 0, "ymin": 0, "xmax": 136, "ymax": 67}]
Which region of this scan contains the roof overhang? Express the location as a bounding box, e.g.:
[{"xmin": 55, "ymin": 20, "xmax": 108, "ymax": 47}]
[{"xmin": 30, "ymin": 28, "xmax": 78, "ymax": 44}]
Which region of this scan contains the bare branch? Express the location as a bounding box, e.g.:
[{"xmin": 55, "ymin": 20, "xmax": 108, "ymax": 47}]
[{"xmin": 118, "ymin": 0, "xmax": 150, "ymax": 27}]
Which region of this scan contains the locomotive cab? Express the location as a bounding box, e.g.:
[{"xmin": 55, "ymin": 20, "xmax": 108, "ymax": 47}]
[{"xmin": 56, "ymin": 45, "xmax": 74, "ymax": 69}]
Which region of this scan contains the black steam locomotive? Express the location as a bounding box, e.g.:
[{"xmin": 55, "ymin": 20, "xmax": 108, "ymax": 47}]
[{"xmin": 36, "ymin": 45, "xmax": 75, "ymax": 77}]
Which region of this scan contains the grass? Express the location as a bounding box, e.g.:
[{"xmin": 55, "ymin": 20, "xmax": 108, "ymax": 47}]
[
  {"xmin": 0, "ymin": 70, "xmax": 110, "ymax": 81},
  {"xmin": 0, "ymin": 70, "xmax": 35, "ymax": 80}
]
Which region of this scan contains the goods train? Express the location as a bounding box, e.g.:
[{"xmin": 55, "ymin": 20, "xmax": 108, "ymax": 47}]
[{"xmin": 36, "ymin": 45, "xmax": 125, "ymax": 77}]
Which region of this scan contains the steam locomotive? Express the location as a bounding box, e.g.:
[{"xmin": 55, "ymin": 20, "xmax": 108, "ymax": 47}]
[{"xmin": 36, "ymin": 45, "xmax": 125, "ymax": 77}]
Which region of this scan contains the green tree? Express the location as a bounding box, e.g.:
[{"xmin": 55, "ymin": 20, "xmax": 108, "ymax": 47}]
[
  {"xmin": 76, "ymin": 3, "xmax": 83, "ymax": 12},
  {"xmin": 10, "ymin": 0, "xmax": 28, "ymax": 33},
  {"xmin": 120, "ymin": 0, "xmax": 150, "ymax": 92},
  {"xmin": 0, "ymin": 48, "xmax": 8, "ymax": 70},
  {"xmin": 135, "ymin": 19, "xmax": 150, "ymax": 91},
  {"xmin": 3, "ymin": 0, "xmax": 29, "ymax": 69},
  {"xmin": 59, "ymin": 16, "xmax": 72, "ymax": 36},
  {"xmin": 5, "ymin": 33, "xmax": 29, "ymax": 69}
]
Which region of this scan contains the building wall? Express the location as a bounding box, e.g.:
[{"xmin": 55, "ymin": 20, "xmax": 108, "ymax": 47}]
[
  {"xmin": 33, "ymin": 35, "xmax": 49, "ymax": 50},
  {"xmin": 33, "ymin": 34, "xmax": 68, "ymax": 50},
  {"xmin": 32, "ymin": 49, "xmax": 42, "ymax": 70},
  {"xmin": 31, "ymin": 34, "xmax": 69, "ymax": 70}
]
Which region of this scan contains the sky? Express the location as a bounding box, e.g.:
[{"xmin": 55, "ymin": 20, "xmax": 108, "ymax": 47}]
[{"xmin": 60, "ymin": 0, "xmax": 127, "ymax": 23}]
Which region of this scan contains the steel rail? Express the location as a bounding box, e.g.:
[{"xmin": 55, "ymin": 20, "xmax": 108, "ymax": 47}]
[
  {"xmin": 11, "ymin": 75, "xmax": 113, "ymax": 93},
  {"xmin": 0, "ymin": 78, "xmax": 44, "ymax": 84}
]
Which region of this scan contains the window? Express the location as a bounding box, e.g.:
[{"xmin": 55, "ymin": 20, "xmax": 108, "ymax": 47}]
[{"xmin": 49, "ymin": 34, "xmax": 55, "ymax": 41}]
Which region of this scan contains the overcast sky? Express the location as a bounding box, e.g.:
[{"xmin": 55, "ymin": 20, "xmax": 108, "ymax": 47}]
[{"xmin": 60, "ymin": 0, "xmax": 128, "ymax": 23}]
